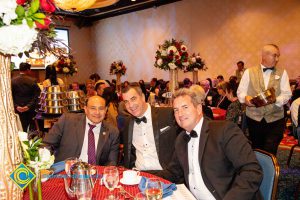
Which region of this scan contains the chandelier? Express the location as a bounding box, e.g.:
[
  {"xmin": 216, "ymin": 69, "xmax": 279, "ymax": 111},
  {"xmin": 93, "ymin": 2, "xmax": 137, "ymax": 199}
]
[{"xmin": 54, "ymin": 0, "xmax": 119, "ymax": 12}]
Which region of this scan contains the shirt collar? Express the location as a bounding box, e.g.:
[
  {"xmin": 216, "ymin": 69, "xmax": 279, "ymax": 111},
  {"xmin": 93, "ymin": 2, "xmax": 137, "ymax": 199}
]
[
  {"xmin": 86, "ymin": 117, "xmax": 102, "ymax": 128},
  {"xmin": 141, "ymin": 103, "xmax": 151, "ymax": 121},
  {"xmin": 186, "ymin": 117, "xmax": 204, "ymax": 136}
]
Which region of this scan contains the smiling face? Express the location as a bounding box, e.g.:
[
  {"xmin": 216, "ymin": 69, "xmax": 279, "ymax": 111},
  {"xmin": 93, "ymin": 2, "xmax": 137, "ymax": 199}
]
[
  {"xmin": 122, "ymin": 88, "xmax": 147, "ymax": 117},
  {"xmin": 84, "ymin": 96, "xmax": 107, "ymax": 124},
  {"xmin": 173, "ymin": 95, "xmax": 202, "ymax": 132}
]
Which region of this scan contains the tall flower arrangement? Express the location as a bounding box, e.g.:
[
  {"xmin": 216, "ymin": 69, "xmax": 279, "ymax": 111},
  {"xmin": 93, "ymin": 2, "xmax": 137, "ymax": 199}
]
[
  {"xmin": 110, "ymin": 60, "xmax": 126, "ymax": 75},
  {"xmin": 184, "ymin": 53, "xmax": 206, "ymax": 72},
  {"xmin": 0, "ymin": 1, "xmax": 63, "ymax": 199},
  {"xmin": 154, "ymin": 38, "xmax": 189, "ymax": 71},
  {"xmin": 53, "ymin": 55, "xmax": 78, "ymax": 76}
]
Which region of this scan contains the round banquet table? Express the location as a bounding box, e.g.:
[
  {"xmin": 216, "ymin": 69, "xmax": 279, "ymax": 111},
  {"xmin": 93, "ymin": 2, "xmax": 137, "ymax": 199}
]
[
  {"xmin": 211, "ymin": 107, "xmax": 226, "ymax": 120},
  {"xmin": 23, "ymin": 166, "xmax": 170, "ymax": 200}
]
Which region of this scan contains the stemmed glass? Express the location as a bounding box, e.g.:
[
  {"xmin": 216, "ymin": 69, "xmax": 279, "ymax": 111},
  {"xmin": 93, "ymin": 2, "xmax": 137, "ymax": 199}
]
[
  {"xmin": 145, "ymin": 178, "xmax": 163, "ymax": 200},
  {"xmin": 103, "ymin": 166, "xmax": 119, "ymax": 200}
]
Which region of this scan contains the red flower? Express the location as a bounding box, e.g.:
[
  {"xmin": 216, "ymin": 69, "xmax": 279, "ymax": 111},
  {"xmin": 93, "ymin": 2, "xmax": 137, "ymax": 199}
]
[
  {"xmin": 169, "ymin": 50, "xmax": 174, "ymax": 55},
  {"xmin": 40, "ymin": 0, "xmax": 56, "ymax": 13},
  {"xmin": 175, "ymin": 55, "xmax": 180, "ymax": 60},
  {"xmin": 16, "ymin": 0, "xmax": 27, "ymax": 5},
  {"xmin": 35, "ymin": 17, "xmax": 51, "ymax": 29}
]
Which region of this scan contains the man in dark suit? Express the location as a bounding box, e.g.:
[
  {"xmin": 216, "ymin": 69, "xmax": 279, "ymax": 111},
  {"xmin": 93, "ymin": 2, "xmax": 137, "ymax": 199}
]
[
  {"xmin": 12, "ymin": 62, "xmax": 41, "ymax": 131},
  {"xmin": 43, "ymin": 95, "xmax": 119, "ymax": 166},
  {"xmin": 120, "ymin": 85, "xmax": 178, "ymax": 170},
  {"xmin": 156, "ymin": 88, "xmax": 262, "ymax": 200}
]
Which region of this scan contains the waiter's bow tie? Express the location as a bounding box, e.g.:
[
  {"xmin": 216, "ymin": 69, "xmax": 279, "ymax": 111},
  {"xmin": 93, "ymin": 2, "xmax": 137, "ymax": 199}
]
[
  {"xmin": 184, "ymin": 130, "xmax": 198, "ymax": 142},
  {"xmin": 135, "ymin": 116, "xmax": 147, "ymax": 124},
  {"xmin": 263, "ymin": 67, "xmax": 275, "ymax": 72}
]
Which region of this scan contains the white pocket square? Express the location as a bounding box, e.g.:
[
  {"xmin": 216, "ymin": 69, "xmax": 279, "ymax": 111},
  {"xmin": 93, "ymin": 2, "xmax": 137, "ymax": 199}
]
[{"xmin": 160, "ymin": 126, "xmax": 170, "ymax": 133}]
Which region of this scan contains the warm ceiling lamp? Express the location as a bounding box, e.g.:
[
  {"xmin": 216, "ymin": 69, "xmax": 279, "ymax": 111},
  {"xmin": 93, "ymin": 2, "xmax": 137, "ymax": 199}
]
[{"xmin": 54, "ymin": 0, "xmax": 119, "ymax": 12}]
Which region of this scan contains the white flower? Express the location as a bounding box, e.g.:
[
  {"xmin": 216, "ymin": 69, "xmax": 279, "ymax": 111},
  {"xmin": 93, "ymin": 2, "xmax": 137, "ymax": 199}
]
[
  {"xmin": 18, "ymin": 131, "xmax": 28, "ymax": 142},
  {"xmin": 117, "ymin": 66, "xmax": 122, "ymax": 70},
  {"xmin": 157, "ymin": 58, "xmax": 163, "ymax": 66},
  {"xmin": 63, "ymin": 67, "xmax": 70, "ymax": 73},
  {"xmin": 0, "ymin": 24, "xmax": 38, "ymax": 55},
  {"xmin": 194, "ymin": 68, "xmax": 199, "ymax": 71},
  {"xmin": 183, "ymin": 62, "xmax": 189, "ymax": 67},
  {"xmin": 275, "ymin": 75, "xmax": 280, "ymax": 80},
  {"xmin": 191, "ymin": 57, "xmax": 196, "ymax": 63},
  {"xmin": 181, "ymin": 45, "xmax": 187, "ymax": 52},
  {"xmin": 39, "ymin": 148, "xmax": 51, "ymax": 163},
  {"xmin": 167, "ymin": 46, "xmax": 177, "ymax": 54},
  {"xmin": 0, "ymin": 0, "xmax": 17, "ymax": 25},
  {"xmin": 168, "ymin": 63, "xmax": 177, "ymax": 70},
  {"xmin": 161, "ymin": 50, "xmax": 167, "ymax": 56}
]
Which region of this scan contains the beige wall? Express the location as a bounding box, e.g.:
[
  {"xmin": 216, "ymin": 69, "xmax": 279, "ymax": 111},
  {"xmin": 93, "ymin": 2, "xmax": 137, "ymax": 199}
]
[{"xmin": 78, "ymin": 0, "xmax": 300, "ymax": 83}]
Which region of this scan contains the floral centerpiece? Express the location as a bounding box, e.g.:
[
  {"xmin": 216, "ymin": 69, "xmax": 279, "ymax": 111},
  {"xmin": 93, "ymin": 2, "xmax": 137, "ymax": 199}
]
[
  {"xmin": 18, "ymin": 131, "xmax": 54, "ymax": 200},
  {"xmin": 109, "ymin": 60, "xmax": 126, "ymax": 75},
  {"xmin": 184, "ymin": 53, "xmax": 206, "ymax": 72},
  {"xmin": 154, "ymin": 38, "xmax": 189, "ymax": 71},
  {"xmin": 54, "ymin": 55, "xmax": 78, "ymax": 76}
]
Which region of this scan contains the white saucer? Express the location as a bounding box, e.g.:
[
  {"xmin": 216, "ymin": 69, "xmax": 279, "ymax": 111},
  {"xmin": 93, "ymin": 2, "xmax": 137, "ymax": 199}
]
[{"xmin": 120, "ymin": 176, "xmax": 142, "ymax": 185}]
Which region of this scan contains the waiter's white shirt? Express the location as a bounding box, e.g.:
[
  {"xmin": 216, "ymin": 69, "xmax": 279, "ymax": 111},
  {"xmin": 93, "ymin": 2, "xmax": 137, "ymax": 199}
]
[
  {"xmin": 237, "ymin": 64, "xmax": 291, "ymax": 107},
  {"xmin": 79, "ymin": 117, "xmax": 101, "ymax": 162}
]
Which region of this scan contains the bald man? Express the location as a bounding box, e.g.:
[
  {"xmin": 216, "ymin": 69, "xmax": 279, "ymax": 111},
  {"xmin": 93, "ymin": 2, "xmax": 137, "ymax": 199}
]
[
  {"xmin": 237, "ymin": 44, "xmax": 291, "ymax": 155},
  {"xmin": 43, "ymin": 95, "xmax": 120, "ymax": 165}
]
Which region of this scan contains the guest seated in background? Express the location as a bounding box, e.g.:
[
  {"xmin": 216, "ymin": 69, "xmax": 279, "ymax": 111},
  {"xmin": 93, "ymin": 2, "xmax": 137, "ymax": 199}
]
[
  {"xmin": 225, "ymin": 80, "xmax": 243, "ymax": 125},
  {"xmin": 71, "ymin": 81, "xmax": 80, "ymax": 91},
  {"xmin": 42, "ymin": 65, "xmax": 65, "ymax": 88},
  {"xmin": 120, "ymin": 85, "xmax": 179, "ymax": 170},
  {"xmin": 190, "ymin": 84, "xmax": 214, "ymax": 119},
  {"xmin": 43, "ymin": 95, "xmax": 120, "ymax": 166},
  {"xmin": 183, "ymin": 78, "xmax": 192, "ymax": 88},
  {"xmin": 95, "ymin": 80, "xmax": 110, "ymax": 96},
  {"xmin": 199, "ymin": 79, "xmax": 219, "ymax": 107},
  {"xmin": 85, "ymin": 79, "xmax": 97, "ymax": 97},
  {"xmin": 153, "ymin": 88, "xmax": 262, "ymax": 200},
  {"xmin": 235, "ymin": 60, "xmax": 246, "ymax": 83},
  {"xmin": 217, "ymin": 75, "xmax": 224, "ymax": 83},
  {"xmin": 291, "ymin": 95, "xmax": 300, "ymax": 139},
  {"xmin": 89, "ymin": 73, "xmax": 101, "ymax": 83},
  {"xmin": 216, "ymin": 81, "xmax": 231, "ymax": 110},
  {"xmin": 102, "ymin": 87, "xmax": 119, "ymax": 128}
]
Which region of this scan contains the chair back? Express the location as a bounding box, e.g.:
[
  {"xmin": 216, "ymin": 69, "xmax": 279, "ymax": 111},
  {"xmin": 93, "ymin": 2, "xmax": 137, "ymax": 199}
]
[{"xmin": 254, "ymin": 149, "xmax": 280, "ymax": 200}]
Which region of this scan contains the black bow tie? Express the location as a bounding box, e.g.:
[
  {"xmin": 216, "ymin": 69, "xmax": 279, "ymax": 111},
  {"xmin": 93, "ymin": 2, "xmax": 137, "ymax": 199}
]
[
  {"xmin": 134, "ymin": 116, "xmax": 147, "ymax": 124},
  {"xmin": 263, "ymin": 67, "xmax": 275, "ymax": 72},
  {"xmin": 183, "ymin": 130, "xmax": 198, "ymax": 142}
]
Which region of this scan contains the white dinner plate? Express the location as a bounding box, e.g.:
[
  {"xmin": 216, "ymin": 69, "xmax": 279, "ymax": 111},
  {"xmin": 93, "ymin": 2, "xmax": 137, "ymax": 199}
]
[{"xmin": 120, "ymin": 176, "xmax": 142, "ymax": 185}]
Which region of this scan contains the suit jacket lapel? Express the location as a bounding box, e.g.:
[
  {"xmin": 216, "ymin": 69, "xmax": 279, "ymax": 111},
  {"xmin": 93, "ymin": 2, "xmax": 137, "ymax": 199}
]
[
  {"xmin": 151, "ymin": 107, "xmax": 160, "ymax": 157},
  {"xmin": 76, "ymin": 114, "xmax": 86, "ymax": 157},
  {"xmin": 198, "ymin": 118, "xmax": 209, "ymax": 166},
  {"xmin": 96, "ymin": 122, "xmax": 109, "ymax": 162}
]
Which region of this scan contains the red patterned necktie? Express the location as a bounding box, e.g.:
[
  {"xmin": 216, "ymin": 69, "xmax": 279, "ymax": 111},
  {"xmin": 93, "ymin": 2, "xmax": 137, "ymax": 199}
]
[{"xmin": 88, "ymin": 123, "xmax": 96, "ymax": 165}]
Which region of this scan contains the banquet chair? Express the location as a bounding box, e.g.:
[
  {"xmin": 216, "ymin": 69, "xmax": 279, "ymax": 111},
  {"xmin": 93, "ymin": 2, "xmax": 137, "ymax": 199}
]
[
  {"xmin": 254, "ymin": 149, "xmax": 280, "ymax": 200},
  {"xmin": 287, "ymin": 105, "xmax": 300, "ymax": 167}
]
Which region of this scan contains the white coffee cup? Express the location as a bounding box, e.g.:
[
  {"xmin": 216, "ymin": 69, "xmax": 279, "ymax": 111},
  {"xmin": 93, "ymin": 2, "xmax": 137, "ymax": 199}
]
[
  {"xmin": 207, "ymin": 96, "xmax": 212, "ymax": 101},
  {"xmin": 123, "ymin": 170, "xmax": 140, "ymax": 184}
]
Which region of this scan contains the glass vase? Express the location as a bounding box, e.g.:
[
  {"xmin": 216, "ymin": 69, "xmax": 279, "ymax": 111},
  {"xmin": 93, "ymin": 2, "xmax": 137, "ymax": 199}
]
[
  {"xmin": 169, "ymin": 69, "xmax": 178, "ymax": 94},
  {"xmin": 192, "ymin": 70, "xmax": 198, "ymax": 84}
]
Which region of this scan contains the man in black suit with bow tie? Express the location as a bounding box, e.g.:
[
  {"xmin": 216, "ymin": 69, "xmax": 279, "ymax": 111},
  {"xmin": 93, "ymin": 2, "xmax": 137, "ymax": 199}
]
[
  {"xmin": 120, "ymin": 85, "xmax": 178, "ymax": 170},
  {"xmin": 155, "ymin": 88, "xmax": 262, "ymax": 200}
]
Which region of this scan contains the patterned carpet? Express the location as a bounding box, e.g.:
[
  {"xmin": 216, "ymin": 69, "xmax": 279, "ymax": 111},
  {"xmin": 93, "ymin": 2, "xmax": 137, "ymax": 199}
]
[{"xmin": 276, "ymin": 133, "xmax": 300, "ymax": 200}]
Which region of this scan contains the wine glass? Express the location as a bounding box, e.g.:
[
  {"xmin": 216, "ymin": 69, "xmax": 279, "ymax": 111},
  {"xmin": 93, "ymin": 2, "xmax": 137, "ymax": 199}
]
[
  {"xmin": 145, "ymin": 178, "xmax": 163, "ymax": 200},
  {"xmin": 103, "ymin": 166, "xmax": 119, "ymax": 200},
  {"xmin": 65, "ymin": 157, "xmax": 79, "ymax": 176}
]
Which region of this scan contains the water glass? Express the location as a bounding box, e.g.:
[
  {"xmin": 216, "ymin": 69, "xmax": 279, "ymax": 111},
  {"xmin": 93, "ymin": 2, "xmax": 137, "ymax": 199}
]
[
  {"xmin": 103, "ymin": 166, "xmax": 119, "ymax": 199},
  {"xmin": 65, "ymin": 157, "xmax": 80, "ymax": 176},
  {"xmin": 135, "ymin": 192, "xmax": 146, "ymax": 200},
  {"xmin": 145, "ymin": 178, "xmax": 162, "ymax": 200}
]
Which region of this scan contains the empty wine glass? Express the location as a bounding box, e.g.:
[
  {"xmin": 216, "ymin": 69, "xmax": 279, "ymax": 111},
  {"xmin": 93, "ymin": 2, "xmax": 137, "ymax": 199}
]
[
  {"xmin": 103, "ymin": 166, "xmax": 119, "ymax": 200},
  {"xmin": 145, "ymin": 178, "xmax": 162, "ymax": 200}
]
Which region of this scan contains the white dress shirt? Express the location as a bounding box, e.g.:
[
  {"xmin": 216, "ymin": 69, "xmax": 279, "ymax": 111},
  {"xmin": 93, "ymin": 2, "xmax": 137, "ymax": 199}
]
[
  {"xmin": 132, "ymin": 104, "xmax": 162, "ymax": 170},
  {"xmin": 291, "ymin": 98, "xmax": 300, "ymax": 127},
  {"xmin": 79, "ymin": 117, "xmax": 102, "ymax": 162},
  {"xmin": 237, "ymin": 64, "xmax": 291, "ymax": 107},
  {"xmin": 188, "ymin": 118, "xmax": 215, "ymax": 200}
]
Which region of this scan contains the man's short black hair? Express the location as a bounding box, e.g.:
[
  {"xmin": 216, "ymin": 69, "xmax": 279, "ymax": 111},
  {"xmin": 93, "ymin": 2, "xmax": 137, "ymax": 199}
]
[
  {"xmin": 19, "ymin": 62, "xmax": 31, "ymax": 71},
  {"xmin": 237, "ymin": 61, "xmax": 244, "ymax": 66}
]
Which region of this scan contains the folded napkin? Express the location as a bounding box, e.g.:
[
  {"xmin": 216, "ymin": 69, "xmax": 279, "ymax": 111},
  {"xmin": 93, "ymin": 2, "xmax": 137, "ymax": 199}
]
[
  {"xmin": 138, "ymin": 176, "xmax": 177, "ymax": 198},
  {"xmin": 50, "ymin": 161, "xmax": 65, "ymax": 174}
]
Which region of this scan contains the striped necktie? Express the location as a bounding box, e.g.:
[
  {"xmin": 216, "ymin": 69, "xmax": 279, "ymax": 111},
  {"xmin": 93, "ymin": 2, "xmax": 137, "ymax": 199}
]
[{"xmin": 88, "ymin": 123, "xmax": 96, "ymax": 165}]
